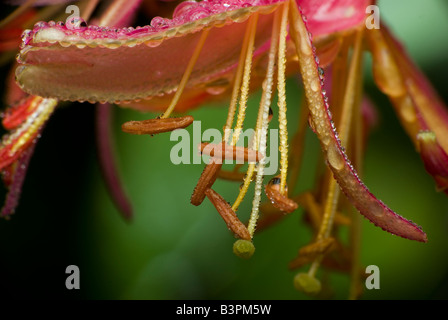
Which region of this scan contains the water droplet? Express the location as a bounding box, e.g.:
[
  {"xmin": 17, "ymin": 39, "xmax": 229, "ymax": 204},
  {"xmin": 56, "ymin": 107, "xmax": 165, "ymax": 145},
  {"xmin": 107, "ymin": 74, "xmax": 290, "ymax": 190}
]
[
  {"xmin": 20, "ymin": 29, "xmax": 32, "ymax": 48},
  {"xmin": 370, "ymin": 203, "xmax": 385, "ymax": 217},
  {"xmin": 173, "ymin": 1, "xmax": 199, "ymax": 18},
  {"xmin": 318, "ymin": 67, "xmax": 325, "ymax": 78},
  {"xmin": 66, "ymin": 17, "xmax": 87, "ymax": 30},
  {"xmin": 269, "ymin": 176, "xmax": 281, "ymax": 186},
  {"xmin": 205, "ymin": 78, "xmax": 230, "ymax": 95},
  {"xmin": 145, "ymin": 38, "xmax": 163, "ymax": 47},
  {"xmin": 327, "ymin": 143, "xmax": 345, "ymax": 171},
  {"xmin": 400, "ymin": 96, "xmax": 417, "ymax": 123},
  {"xmin": 33, "ymin": 21, "xmax": 48, "ymax": 29},
  {"xmin": 310, "ymin": 79, "xmax": 320, "ymax": 92},
  {"xmin": 151, "ymin": 17, "xmax": 170, "ymax": 30},
  {"xmin": 188, "ymin": 8, "xmax": 211, "ymax": 21}
]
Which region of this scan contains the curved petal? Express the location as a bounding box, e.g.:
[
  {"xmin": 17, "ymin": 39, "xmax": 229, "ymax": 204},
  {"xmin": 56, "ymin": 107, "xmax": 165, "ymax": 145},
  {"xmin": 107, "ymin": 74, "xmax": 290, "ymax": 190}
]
[
  {"xmin": 289, "ymin": 1, "xmax": 427, "ymax": 242},
  {"xmin": 298, "ymin": 0, "xmax": 370, "ymax": 37},
  {"xmin": 16, "ymin": 2, "xmax": 284, "ymax": 103}
]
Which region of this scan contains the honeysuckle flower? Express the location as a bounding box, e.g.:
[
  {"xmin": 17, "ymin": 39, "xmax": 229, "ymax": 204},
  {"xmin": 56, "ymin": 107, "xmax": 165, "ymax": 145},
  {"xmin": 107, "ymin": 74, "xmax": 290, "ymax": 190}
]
[{"xmin": 1, "ymin": 0, "xmax": 447, "ymax": 299}]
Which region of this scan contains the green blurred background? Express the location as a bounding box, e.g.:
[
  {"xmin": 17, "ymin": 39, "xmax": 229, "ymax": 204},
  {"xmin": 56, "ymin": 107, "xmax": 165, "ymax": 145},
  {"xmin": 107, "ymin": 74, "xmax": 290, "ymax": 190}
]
[{"xmin": 0, "ymin": 0, "xmax": 448, "ymax": 300}]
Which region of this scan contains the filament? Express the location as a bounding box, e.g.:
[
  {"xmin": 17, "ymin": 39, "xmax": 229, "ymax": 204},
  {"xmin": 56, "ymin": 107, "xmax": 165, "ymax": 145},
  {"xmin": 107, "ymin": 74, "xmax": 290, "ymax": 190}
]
[
  {"xmin": 277, "ymin": 1, "xmax": 290, "ymax": 195},
  {"xmin": 161, "ymin": 29, "xmax": 210, "ymax": 119},
  {"xmin": 230, "ymin": 13, "xmax": 259, "ymax": 146},
  {"xmin": 224, "ymin": 15, "xmax": 258, "ymax": 142},
  {"xmin": 247, "ymin": 4, "xmax": 284, "ymax": 237}
]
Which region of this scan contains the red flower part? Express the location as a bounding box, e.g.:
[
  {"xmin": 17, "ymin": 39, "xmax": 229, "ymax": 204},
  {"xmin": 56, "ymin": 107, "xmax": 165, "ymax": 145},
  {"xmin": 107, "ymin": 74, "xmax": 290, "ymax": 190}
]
[
  {"xmin": 96, "ymin": 103, "xmax": 133, "ymax": 220},
  {"xmin": 1, "ymin": 139, "xmax": 36, "ymax": 217},
  {"xmin": 0, "ymin": 96, "xmax": 56, "ymax": 171},
  {"xmin": 417, "ymin": 131, "xmax": 448, "ymax": 194}
]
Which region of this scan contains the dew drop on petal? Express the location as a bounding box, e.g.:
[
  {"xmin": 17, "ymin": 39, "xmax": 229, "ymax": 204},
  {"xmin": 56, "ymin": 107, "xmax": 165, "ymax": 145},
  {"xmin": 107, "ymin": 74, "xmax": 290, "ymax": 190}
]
[
  {"xmin": 310, "ymin": 79, "xmax": 320, "ymax": 92},
  {"xmin": 327, "ymin": 143, "xmax": 345, "ymax": 171},
  {"xmin": 205, "ymin": 78, "xmax": 230, "ymax": 95},
  {"xmin": 66, "ymin": 17, "xmax": 87, "ymax": 30}
]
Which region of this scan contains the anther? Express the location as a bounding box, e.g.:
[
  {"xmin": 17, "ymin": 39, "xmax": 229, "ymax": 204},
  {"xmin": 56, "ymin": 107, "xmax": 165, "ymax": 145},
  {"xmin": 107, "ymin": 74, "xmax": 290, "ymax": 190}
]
[
  {"xmin": 199, "ymin": 142, "xmax": 263, "ymax": 163},
  {"xmin": 205, "ymin": 188, "xmax": 251, "ymax": 241},
  {"xmin": 264, "ymin": 176, "xmax": 298, "ymax": 213},
  {"xmin": 191, "ymin": 160, "xmax": 222, "ymax": 206},
  {"xmin": 121, "ymin": 115, "xmax": 194, "ymax": 135}
]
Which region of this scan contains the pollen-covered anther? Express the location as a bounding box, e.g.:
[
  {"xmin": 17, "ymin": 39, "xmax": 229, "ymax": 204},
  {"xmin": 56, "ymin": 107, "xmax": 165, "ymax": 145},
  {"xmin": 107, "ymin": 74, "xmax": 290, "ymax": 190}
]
[
  {"xmin": 288, "ymin": 237, "xmax": 337, "ymax": 269},
  {"xmin": 264, "ymin": 176, "xmax": 298, "ymax": 213},
  {"xmin": 293, "ymin": 273, "xmax": 322, "ymax": 296},
  {"xmin": 417, "ymin": 131, "xmax": 448, "ymax": 193},
  {"xmin": 199, "ymin": 142, "xmax": 263, "ymax": 163},
  {"xmin": 205, "ymin": 188, "xmax": 251, "ymax": 241},
  {"xmin": 121, "ymin": 115, "xmax": 194, "ymax": 135},
  {"xmin": 233, "ymin": 239, "xmax": 255, "ymax": 259},
  {"xmin": 191, "ymin": 160, "xmax": 222, "ymax": 206}
]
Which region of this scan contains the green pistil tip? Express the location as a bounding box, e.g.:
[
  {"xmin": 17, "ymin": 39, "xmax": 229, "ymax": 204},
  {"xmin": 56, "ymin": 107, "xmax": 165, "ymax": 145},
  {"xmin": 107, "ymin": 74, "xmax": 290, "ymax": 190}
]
[
  {"xmin": 293, "ymin": 273, "xmax": 321, "ymax": 296},
  {"xmin": 233, "ymin": 239, "xmax": 255, "ymax": 259}
]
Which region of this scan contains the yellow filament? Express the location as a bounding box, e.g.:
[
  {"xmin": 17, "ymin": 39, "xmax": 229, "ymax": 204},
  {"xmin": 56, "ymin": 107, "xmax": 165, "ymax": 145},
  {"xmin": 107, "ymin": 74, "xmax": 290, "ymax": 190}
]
[
  {"xmin": 231, "ymin": 9, "xmax": 278, "ymax": 214},
  {"xmin": 231, "ymin": 55, "xmax": 269, "ymax": 212},
  {"xmin": 277, "ymin": 1, "xmax": 289, "ymax": 195},
  {"xmin": 337, "ymin": 28, "xmax": 364, "ymax": 144},
  {"xmin": 224, "ymin": 15, "xmax": 258, "ymax": 142},
  {"xmin": 232, "ymin": 163, "xmax": 256, "ymax": 212},
  {"xmin": 247, "ymin": 6, "xmax": 284, "ymax": 237},
  {"xmin": 231, "ymin": 13, "xmax": 259, "ymax": 145},
  {"xmin": 161, "ymin": 29, "xmax": 210, "ymax": 119}
]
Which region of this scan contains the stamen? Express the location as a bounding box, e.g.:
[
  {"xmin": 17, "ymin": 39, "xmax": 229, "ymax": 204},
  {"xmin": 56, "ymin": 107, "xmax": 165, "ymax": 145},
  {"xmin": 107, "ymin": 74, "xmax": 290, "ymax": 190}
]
[
  {"xmin": 265, "ymin": 176, "xmax": 298, "ymax": 213},
  {"xmin": 199, "ymin": 142, "xmax": 263, "ymax": 163},
  {"xmin": 231, "ymin": 162, "xmax": 256, "ymax": 212},
  {"xmin": 217, "ymin": 169, "xmax": 245, "ymax": 182},
  {"xmin": 194, "ymin": 15, "xmax": 259, "ymax": 211},
  {"xmin": 190, "ymin": 160, "xmax": 222, "ymax": 206},
  {"xmin": 121, "ymin": 115, "xmax": 194, "ymax": 135},
  {"xmin": 289, "ymin": 237, "xmax": 336, "ymax": 269},
  {"xmin": 223, "ymin": 14, "xmax": 258, "ymax": 142},
  {"xmin": 205, "ymin": 188, "xmax": 251, "ymax": 241},
  {"xmin": 246, "ymin": 4, "xmax": 284, "ymax": 238},
  {"xmin": 230, "ymin": 13, "xmax": 259, "ymax": 146},
  {"xmin": 161, "ymin": 29, "xmax": 210, "ymax": 119},
  {"xmin": 276, "ymin": 1, "xmax": 290, "ymax": 194}
]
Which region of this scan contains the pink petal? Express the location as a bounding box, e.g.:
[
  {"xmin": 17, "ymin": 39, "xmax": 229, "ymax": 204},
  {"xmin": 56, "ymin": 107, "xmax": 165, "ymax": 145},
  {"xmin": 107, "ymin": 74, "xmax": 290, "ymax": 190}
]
[
  {"xmin": 298, "ymin": 0, "xmax": 370, "ymax": 37},
  {"xmin": 16, "ymin": 2, "xmax": 283, "ymax": 104},
  {"xmin": 96, "ymin": 103, "xmax": 133, "ymax": 220}
]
